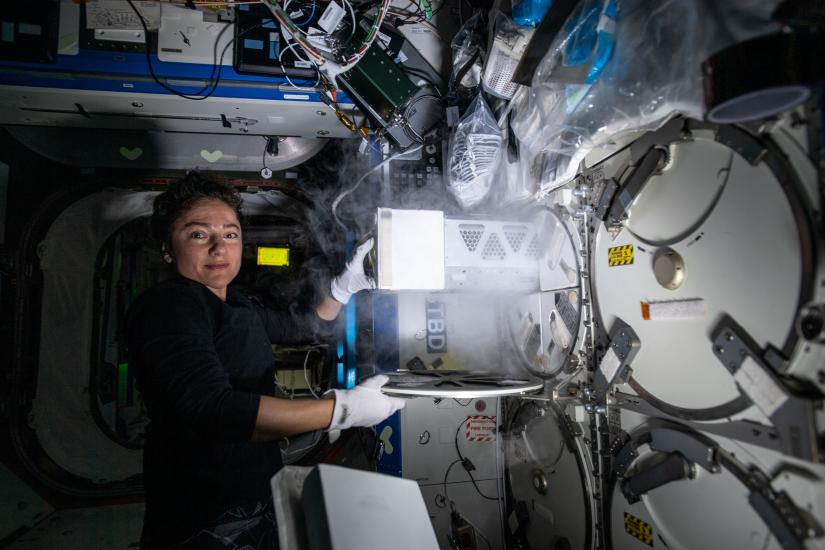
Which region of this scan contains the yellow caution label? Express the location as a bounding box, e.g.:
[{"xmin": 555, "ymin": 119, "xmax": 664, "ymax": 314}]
[
  {"xmin": 624, "ymin": 512, "xmax": 653, "ymax": 546},
  {"xmin": 608, "ymin": 244, "xmax": 634, "ymax": 266},
  {"xmin": 257, "ymin": 246, "xmax": 290, "ymax": 266}
]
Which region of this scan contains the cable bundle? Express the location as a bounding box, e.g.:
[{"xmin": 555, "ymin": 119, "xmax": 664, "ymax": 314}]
[{"xmin": 262, "ymin": 0, "xmax": 392, "ymax": 80}]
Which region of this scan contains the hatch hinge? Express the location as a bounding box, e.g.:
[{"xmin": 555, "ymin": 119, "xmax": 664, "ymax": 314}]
[
  {"xmin": 593, "ymin": 317, "xmax": 640, "ymax": 402},
  {"xmin": 711, "ymin": 315, "xmax": 822, "ymax": 463}
]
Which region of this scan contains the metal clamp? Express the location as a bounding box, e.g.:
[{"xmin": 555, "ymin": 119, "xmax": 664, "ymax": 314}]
[
  {"xmin": 594, "ymin": 317, "xmax": 640, "ymax": 401},
  {"xmin": 711, "ymin": 315, "xmax": 821, "ymax": 463}
]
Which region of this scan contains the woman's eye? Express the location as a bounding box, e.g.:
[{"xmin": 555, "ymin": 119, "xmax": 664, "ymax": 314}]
[
  {"xmin": 189, "ymin": 231, "xmax": 205, "ymax": 239},
  {"xmin": 226, "ymin": 232, "xmax": 239, "ymax": 239}
]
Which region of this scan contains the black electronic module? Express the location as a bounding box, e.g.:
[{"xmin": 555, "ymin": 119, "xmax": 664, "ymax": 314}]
[{"xmin": 233, "ymin": 2, "xmax": 319, "ymax": 79}]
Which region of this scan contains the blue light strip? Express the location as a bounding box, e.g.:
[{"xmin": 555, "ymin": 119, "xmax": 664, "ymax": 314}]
[
  {"xmin": 0, "ymin": 72, "xmax": 326, "ymax": 100},
  {"xmin": 344, "ymin": 233, "xmax": 357, "ymax": 388},
  {"xmin": 0, "ymin": 50, "xmax": 354, "ymax": 103},
  {"xmin": 336, "ymin": 341, "xmax": 344, "ymax": 386}
]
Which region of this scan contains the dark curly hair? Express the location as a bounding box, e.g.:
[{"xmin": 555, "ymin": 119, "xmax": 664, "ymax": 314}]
[{"xmin": 152, "ymin": 172, "xmax": 243, "ymax": 252}]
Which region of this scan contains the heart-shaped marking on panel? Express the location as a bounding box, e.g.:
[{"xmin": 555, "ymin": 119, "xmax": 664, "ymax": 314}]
[
  {"xmin": 119, "ymin": 147, "xmax": 143, "ymax": 161},
  {"xmin": 200, "ymin": 149, "xmax": 223, "ymax": 163},
  {"xmin": 379, "ymin": 425, "xmax": 395, "ymax": 455}
]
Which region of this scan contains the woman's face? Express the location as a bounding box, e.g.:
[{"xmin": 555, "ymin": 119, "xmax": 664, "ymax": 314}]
[{"xmin": 167, "ymin": 198, "xmax": 242, "ymax": 300}]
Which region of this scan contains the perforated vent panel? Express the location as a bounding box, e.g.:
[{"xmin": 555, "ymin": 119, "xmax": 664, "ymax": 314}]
[
  {"xmin": 483, "ymin": 46, "xmax": 520, "ymax": 99},
  {"xmin": 459, "ymin": 224, "xmax": 485, "ymax": 252},
  {"xmin": 444, "ymin": 217, "xmax": 541, "ymax": 291},
  {"xmin": 503, "ymin": 225, "xmax": 529, "ymax": 252},
  {"xmin": 525, "ymin": 235, "xmax": 540, "ymax": 258},
  {"xmin": 481, "ymin": 233, "xmax": 507, "ymax": 260}
]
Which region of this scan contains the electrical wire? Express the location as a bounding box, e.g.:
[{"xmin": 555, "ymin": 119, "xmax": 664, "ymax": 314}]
[
  {"xmin": 399, "ymin": 66, "xmax": 441, "ymax": 93},
  {"xmin": 462, "ymin": 515, "xmax": 493, "ymax": 550},
  {"xmin": 262, "ymin": 0, "xmax": 327, "ymax": 63},
  {"xmin": 387, "ymin": 6, "xmax": 421, "ymax": 20},
  {"xmin": 147, "ymin": 3, "xmax": 318, "ymax": 96},
  {"xmin": 127, "ymin": 0, "xmax": 270, "ymax": 100},
  {"xmin": 273, "ymin": 370, "xmax": 291, "ymax": 394},
  {"xmin": 419, "ymin": 0, "xmax": 433, "ymax": 19},
  {"xmin": 343, "ymin": 0, "xmax": 357, "ymax": 40},
  {"xmin": 303, "ymin": 347, "xmax": 321, "ymax": 398},
  {"xmin": 279, "ymin": 42, "xmax": 322, "ymax": 90},
  {"xmin": 282, "ymin": 31, "xmax": 314, "ymax": 64},
  {"xmin": 441, "ymin": 459, "xmax": 462, "ymax": 505},
  {"xmin": 262, "ymin": 0, "xmax": 392, "ymax": 75},
  {"xmin": 127, "ymin": 0, "xmax": 234, "ymax": 99},
  {"xmin": 331, "ymin": 143, "xmax": 423, "ymax": 231},
  {"xmin": 175, "ymin": 1, "xmax": 262, "ymax": 5},
  {"xmin": 452, "ymin": 417, "xmax": 500, "ymax": 501},
  {"xmin": 317, "ymin": 76, "xmax": 366, "ymax": 134},
  {"xmin": 262, "ymin": 137, "xmax": 270, "ymax": 173},
  {"xmin": 401, "ymin": 93, "xmax": 442, "ymax": 143},
  {"xmin": 273, "ymin": 0, "xmax": 325, "ymax": 88},
  {"xmin": 284, "ymin": 0, "xmax": 318, "ymax": 27},
  {"xmin": 389, "ymin": 0, "xmax": 426, "ymax": 21},
  {"xmin": 338, "ymin": 0, "xmax": 391, "ymax": 68},
  {"xmin": 386, "ymin": 0, "xmax": 444, "ymax": 24},
  {"xmin": 429, "ymin": 0, "xmax": 447, "ymax": 18},
  {"xmin": 166, "ymin": 0, "xmax": 261, "ymax": 7},
  {"xmin": 261, "ymin": 136, "xmax": 287, "ymax": 174},
  {"xmin": 402, "ymin": 123, "xmax": 423, "ymax": 144},
  {"xmin": 387, "ymin": 8, "xmax": 444, "ymax": 41},
  {"xmin": 440, "ymin": 450, "xmax": 493, "ymax": 550}
]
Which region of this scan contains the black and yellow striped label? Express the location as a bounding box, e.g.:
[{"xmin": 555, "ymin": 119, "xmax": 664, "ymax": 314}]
[
  {"xmin": 624, "ymin": 512, "xmax": 653, "ymax": 546},
  {"xmin": 608, "ymin": 244, "xmax": 634, "ymax": 267}
]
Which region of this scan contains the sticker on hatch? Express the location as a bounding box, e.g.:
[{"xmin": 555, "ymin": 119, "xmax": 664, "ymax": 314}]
[
  {"xmin": 608, "ymin": 244, "xmax": 634, "ymax": 266},
  {"xmin": 624, "ymin": 512, "xmax": 653, "ymax": 546},
  {"xmin": 465, "ymin": 415, "xmax": 496, "ymax": 442}
]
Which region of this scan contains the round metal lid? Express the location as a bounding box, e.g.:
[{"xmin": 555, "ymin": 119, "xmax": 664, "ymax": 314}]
[
  {"xmin": 607, "ymin": 419, "xmax": 825, "ymax": 550},
  {"xmin": 506, "ymin": 402, "xmax": 594, "ymax": 550},
  {"xmin": 591, "ymin": 127, "xmax": 815, "ymax": 414}
]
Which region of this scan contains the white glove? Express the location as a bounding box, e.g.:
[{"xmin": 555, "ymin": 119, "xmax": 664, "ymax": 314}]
[
  {"xmin": 330, "ymin": 238, "xmax": 376, "ymax": 304},
  {"xmin": 325, "ymin": 375, "xmax": 406, "ymax": 431}
]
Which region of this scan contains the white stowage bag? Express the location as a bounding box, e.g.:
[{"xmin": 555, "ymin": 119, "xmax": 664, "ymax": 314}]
[
  {"xmin": 510, "ymin": 0, "xmax": 783, "ymax": 195},
  {"xmin": 447, "ymin": 93, "xmax": 504, "ymax": 209}
]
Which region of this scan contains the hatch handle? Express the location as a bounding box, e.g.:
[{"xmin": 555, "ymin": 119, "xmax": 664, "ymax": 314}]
[
  {"xmin": 620, "ymin": 452, "xmax": 693, "ymax": 504},
  {"xmin": 605, "ymin": 146, "xmax": 667, "ymax": 228}
]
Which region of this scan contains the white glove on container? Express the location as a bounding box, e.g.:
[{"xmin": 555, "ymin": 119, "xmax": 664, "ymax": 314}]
[
  {"xmin": 326, "ymin": 375, "xmax": 406, "ymax": 430},
  {"xmin": 330, "ymin": 238, "xmax": 375, "ymax": 304}
]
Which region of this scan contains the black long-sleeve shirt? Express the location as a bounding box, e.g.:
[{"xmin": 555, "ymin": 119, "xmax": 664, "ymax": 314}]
[{"xmin": 126, "ymin": 276, "xmax": 327, "ymax": 546}]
